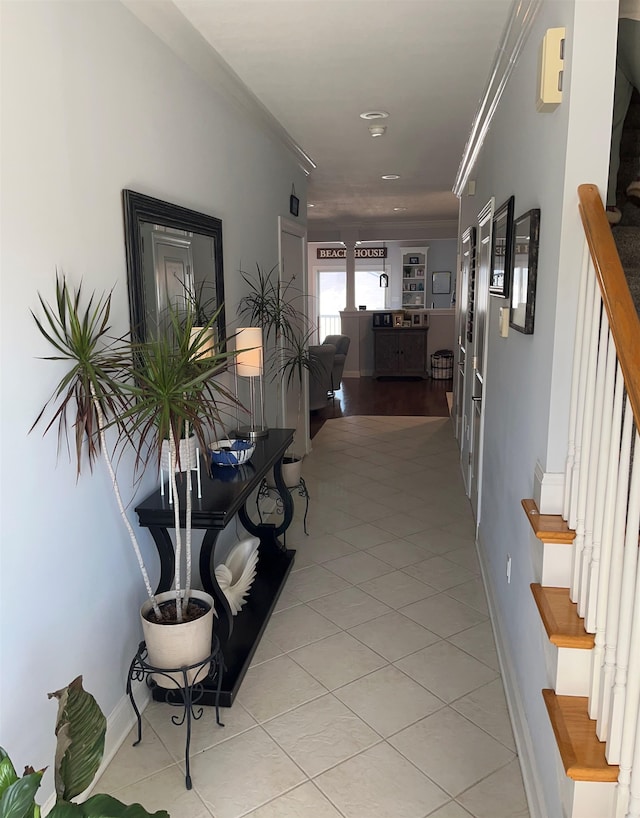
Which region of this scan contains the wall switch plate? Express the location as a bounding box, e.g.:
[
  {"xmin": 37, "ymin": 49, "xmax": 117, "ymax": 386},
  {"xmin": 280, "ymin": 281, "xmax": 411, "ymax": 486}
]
[{"xmin": 499, "ymin": 306, "xmax": 509, "ymax": 337}]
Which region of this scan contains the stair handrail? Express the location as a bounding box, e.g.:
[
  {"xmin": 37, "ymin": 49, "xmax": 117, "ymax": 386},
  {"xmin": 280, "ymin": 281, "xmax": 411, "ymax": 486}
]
[{"xmin": 578, "ymin": 184, "xmax": 640, "ymax": 429}]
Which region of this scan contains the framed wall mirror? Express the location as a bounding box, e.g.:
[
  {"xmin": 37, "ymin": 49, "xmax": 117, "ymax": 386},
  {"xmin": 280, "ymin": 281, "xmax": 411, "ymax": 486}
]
[
  {"xmin": 510, "ymin": 208, "xmax": 540, "ymax": 334},
  {"xmin": 489, "ymin": 195, "xmax": 514, "ymax": 298},
  {"xmin": 122, "ymin": 189, "xmax": 225, "ymax": 349}
]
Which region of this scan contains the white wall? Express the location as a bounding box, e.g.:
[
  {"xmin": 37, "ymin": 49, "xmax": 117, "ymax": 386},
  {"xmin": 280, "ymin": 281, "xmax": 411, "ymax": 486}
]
[
  {"xmin": 457, "ymin": 1, "xmax": 617, "ymax": 814},
  {"xmin": 0, "ymin": 0, "xmax": 306, "ymax": 800}
]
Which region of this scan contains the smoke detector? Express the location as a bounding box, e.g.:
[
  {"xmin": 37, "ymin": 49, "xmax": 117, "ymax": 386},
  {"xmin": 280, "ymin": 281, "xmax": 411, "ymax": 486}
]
[{"xmin": 369, "ymin": 125, "xmax": 387, "ymax": 138}]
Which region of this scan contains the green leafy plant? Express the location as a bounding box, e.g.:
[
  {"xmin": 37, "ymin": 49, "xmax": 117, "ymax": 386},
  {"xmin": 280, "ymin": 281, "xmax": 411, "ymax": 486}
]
[
  {"xmin": 0, "ymin": 676, "xmax": 168, "ymax": 818},
  {"xmin": 238, "ymin": 263, "xmax": 318, "ymax": 439},
  {"xmin": 31, "ymin": 276, "xmax": 240, "ymax": 623}
]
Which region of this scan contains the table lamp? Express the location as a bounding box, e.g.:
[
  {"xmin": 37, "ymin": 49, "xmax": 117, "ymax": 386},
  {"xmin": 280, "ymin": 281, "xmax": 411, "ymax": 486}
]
[{"xmin": 234, "ymin": 327, "xmax": 268, "ymax": 439}]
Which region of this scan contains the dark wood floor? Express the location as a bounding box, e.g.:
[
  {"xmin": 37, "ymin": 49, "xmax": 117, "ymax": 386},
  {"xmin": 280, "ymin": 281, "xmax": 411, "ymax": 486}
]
[{"xmin": 310, "ymin": 376, "xmax": 452, "ymax": 438}]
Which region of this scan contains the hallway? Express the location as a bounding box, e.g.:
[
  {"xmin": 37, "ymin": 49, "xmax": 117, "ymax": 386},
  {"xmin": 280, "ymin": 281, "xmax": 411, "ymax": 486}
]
[{"xmin": 98, "ymin": 415, "xmax": 529, "ymax": 818}]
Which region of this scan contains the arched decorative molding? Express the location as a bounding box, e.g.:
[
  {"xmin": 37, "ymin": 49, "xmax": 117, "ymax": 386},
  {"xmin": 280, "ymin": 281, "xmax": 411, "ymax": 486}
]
[{"xmin": 453, "ymin": 0, "xmax": 542, "ymax": 197}]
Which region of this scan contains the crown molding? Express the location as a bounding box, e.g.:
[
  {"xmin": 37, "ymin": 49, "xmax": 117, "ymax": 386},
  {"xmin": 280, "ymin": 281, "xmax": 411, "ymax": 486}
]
[
  {"xmin": 453, "ymin": 0, "xmax": 541, "ymax": 197},
  {"xmin": 121, "ymin": 0, "xmax": 316, "ymax": 175}
]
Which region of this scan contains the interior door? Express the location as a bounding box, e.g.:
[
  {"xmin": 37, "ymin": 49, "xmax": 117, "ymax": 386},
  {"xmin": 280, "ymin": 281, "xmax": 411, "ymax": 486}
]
[
  {"xmin": 470, "ymin": 200, "xmax": 493, "ymax": 522},
  {"xmin": 457, "ymin": 227, "xmax": 475, "ymax": 454},
  {"xmin": 278, "ymin": 216, "xmax": 308, "ymax": 452}
]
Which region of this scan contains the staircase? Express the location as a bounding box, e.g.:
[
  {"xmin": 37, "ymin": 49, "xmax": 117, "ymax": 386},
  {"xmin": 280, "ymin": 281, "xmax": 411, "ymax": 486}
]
[
  {"xmin": 524, "ymin": 186, "xmax": 640, "ymax": 818},
  {"xmin": 613, "ymin": 89, "xmax": 640, "ymax": 313}
]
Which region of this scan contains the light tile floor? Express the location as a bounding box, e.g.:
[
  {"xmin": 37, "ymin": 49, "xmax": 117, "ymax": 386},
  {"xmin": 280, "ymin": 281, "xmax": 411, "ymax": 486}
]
[{"xmin": 98, "ymin": 416, "xmax": 530, "ymax": 818}]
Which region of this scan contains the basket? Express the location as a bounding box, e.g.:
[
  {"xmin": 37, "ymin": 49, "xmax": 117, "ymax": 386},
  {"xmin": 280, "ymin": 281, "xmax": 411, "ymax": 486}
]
[{"xmin": 431, "ymin": 350, "xmax": 453, "ymax": 380}]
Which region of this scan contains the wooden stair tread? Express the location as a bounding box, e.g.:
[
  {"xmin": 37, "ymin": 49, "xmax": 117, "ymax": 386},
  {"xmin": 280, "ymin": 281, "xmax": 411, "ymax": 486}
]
[
  {"xmin": 542, "ymin": 690, "xmax": 619, "ymax": 782},
  {"xmin": 531, "ymin": 584, "xmax": 594, "ymax": 649},
  {"xmin": 522, "ymin": 499, "xmax": 576, "ymax": 543}
]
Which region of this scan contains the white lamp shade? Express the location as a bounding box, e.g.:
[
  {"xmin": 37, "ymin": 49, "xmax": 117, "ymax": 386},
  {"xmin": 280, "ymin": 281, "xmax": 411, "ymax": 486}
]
[{"xmin": 235, "ymin": 327, "xmax": 263, "ymax": 377}]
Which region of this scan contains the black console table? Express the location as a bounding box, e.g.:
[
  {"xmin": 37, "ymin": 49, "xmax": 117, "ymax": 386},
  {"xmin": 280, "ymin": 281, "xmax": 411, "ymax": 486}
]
[{"xmin": 134, "ymin": 429, "xmax": 296, "ymax": 707}]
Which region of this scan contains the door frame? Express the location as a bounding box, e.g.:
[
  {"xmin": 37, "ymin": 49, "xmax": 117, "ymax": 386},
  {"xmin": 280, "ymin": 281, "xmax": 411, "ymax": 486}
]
[
  {"xmin": 469, "ymin": 199, "xmax": 494, "ymax": 524},
  {"xmin": 278, "ymin": 216, "xmax": 309, "ymax": 453}
]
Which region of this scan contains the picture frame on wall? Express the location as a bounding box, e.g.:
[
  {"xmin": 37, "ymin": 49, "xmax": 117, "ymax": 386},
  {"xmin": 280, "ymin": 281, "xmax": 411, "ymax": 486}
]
[
  {"xmin": 510, "ymin": 208, "xmax": 540, "ymax": 334},
  {"xmin": 432, "ymin": 271, "xmax": 451, "ymax": 294},
  {"xmin": 489, "ymin": 195, "xmax": 515, "ymax": 298}
]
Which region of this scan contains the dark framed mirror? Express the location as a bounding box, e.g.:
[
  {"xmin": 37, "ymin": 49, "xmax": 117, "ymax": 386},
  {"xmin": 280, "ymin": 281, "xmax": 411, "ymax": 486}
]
[
  {"xmin": 510, "ymin": 208, "xmax": 540, "ymax": 334},
  {"xmin": 122, "ymin": 189, "xmax": 225, "ymax": 349},
  {"xmin": 489, "ymin": 195, "xmax": 514, "ymax": 298}
]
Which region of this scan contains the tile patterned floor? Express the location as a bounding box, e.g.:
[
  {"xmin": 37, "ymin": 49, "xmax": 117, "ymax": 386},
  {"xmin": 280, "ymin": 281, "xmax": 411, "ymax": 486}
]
[{"xmin": 98, "ymin": 416, "xmax": 530, "ymax": 818}]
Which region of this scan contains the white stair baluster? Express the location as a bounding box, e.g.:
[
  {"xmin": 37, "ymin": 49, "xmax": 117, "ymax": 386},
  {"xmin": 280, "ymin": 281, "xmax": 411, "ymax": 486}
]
[
  {"xmin": 572, "ymin": 277, "xmax": 601, "ymax": 604},
  {"xmin": 565, "ymin": 244, "xmax": 590, "ymax": 521},
  {"xmin": 592, "ymin": 358, "xmax": 624, "ymax": 725},
  {"xmin": 612, "ymin": 430, "xmax": 640, "ymax": 812},
  {"xmin": 580, "ymin": 300, "xmax": 609, "ymax": 617},
  {"xmin": 606, "ymin": 400, "xmax": 637, "ymax": 762}
]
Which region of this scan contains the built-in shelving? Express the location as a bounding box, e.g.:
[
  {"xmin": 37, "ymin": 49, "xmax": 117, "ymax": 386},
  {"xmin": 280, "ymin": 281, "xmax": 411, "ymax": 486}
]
[{"xmin": 402, "ymin": 251, "xmax": 427, "ymax": 309}]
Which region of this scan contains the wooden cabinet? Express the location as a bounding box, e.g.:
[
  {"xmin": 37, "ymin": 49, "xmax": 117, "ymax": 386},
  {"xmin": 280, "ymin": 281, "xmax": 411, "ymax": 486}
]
[{"xmin": 374, "ymin": 329, "xmax": 428, "ymax": 378}]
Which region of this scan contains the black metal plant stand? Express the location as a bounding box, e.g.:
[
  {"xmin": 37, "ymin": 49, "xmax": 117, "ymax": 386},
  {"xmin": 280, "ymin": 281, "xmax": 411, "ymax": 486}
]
[
  {"xmin": 256, "ymin": 476, "xmax": 310, "ymax": 536},
  {"xmin": 126, "ymin": 639, "xmax": 224, "ymax": 790}
]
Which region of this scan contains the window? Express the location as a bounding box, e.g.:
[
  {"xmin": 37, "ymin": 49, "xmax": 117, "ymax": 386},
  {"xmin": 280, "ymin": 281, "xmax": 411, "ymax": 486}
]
[{"xmin": 355, "ymin": 270, "xmax": 386, "ymax": 311}]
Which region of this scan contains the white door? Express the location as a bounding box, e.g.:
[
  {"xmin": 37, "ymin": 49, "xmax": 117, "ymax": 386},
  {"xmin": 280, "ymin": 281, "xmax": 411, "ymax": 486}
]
[
  {"xmin": 278, "ymin": 216, "xmax": 309, "ymax": 453},
  {"xmin": 469, "ymin": 200, "xmax": 493, "ymax": 522},
  {"xmin": 457, "ymin": 227, "xmax": 475, "ymax": 452}
]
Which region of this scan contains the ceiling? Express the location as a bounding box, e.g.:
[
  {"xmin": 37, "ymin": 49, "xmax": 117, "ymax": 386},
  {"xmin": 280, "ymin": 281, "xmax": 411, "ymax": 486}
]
[{"xmin": 173, "ymin": 0, "xmax": 513, "ymax": 238}]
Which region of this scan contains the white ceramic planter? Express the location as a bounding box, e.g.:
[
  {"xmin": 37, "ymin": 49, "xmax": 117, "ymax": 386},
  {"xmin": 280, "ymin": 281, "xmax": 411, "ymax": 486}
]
[
  {"xmin": 140, "ymin": 590, "xmax": 214, "ymax": 689},
  {"xmin": 267, "ymin": 455, "xmax": 304, "ymax": 489},
  {"xmin": 160, "ymin": 435, "xmax": 197, "ymax": 474}
]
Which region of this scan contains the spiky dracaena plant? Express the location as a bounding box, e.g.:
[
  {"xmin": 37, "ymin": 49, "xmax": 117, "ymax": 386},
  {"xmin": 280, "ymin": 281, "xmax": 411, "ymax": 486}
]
[
  {"xmin": 31, "ymin": 276, "xmax": 163, "ymax": 620},
  {"xmin": 120, "ymin": 305, "xmax": 239, "ymax": 619},
  {"xmin": 238, "ymin": 263, "xmax": 316, "ymax": 436},
  {"xmin": 31, "ymin": 277, "xmax": 240, "ymax": 622}
]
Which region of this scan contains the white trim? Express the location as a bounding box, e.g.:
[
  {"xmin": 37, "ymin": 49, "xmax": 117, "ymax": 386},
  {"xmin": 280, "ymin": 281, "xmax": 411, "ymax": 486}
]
[
  {"xmin": 534, "ymin": 463, "xmax": 565, "ymax": 515},
  {"xmin": 476, "ymin": 527, "xmax": 547, "ymax": 818},
  {"xmin": 453, "ymin": 0, "xmax": 542, "ymax": 196},
  {"xmin": 42, "ymin": 678, "xmax": 151, "ymax": 815},
  {"xmin": 121, "ymin": 1, "xmax": 315, "ymax": 175}
]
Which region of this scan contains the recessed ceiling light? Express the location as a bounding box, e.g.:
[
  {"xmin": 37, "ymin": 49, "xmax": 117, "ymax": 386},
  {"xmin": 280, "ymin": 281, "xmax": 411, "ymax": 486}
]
[
  {"xmin": 360, "ymin": 110, "xmax": 389, "ymax": 120},
  {"xmin": 393, "ymin": 207, "xmax": 407, "ymax": 211},
  {"xmin": 369, "ymin": 125, "xmax": 386, "ymax": 138},
  {"xmin": 307, "ymin": 203, "xmax": 315, "ymax": 207},
  {"xmin": 381, "ymin": 174, "xmax": 400, "ymax": 180}
]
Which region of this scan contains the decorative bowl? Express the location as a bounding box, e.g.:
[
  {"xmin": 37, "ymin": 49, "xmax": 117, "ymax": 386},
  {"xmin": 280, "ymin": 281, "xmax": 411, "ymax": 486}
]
[{"xmin": 209, "ymin": 438, "xmax": 255, "ymax": 467}]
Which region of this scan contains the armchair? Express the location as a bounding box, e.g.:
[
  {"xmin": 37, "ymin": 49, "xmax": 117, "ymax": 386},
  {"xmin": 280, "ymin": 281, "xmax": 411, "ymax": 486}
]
[
  {"xmin": 322, "ymin": 334, "xmax": 351, "ymax": 394},
  {"xmin": 308, "ymin": 344, "xmax": 335, "ymax": 411}
]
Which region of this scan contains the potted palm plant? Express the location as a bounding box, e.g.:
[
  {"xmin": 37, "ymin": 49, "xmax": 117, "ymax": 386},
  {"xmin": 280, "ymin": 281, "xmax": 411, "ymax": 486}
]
[
  {"xmin": 31, "ymin": 276, "xmax": 239, "ymax": 686},
  {"xmin": 238, "ymin": 263, "xmax": 317, "ymax": 487}
]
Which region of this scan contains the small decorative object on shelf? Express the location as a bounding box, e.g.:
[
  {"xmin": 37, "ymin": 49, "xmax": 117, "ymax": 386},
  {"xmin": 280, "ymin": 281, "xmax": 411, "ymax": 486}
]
[
  {"xmin": 209, "ymin": 438, "xmax": 255, "ymax": 466},
  {"xmin": 214, "ymin": 536, "xmax": 260, "ymax": 615},
  {"xmin": 127, "ymin": 639, "xmax": 224, "ymax": 791}
]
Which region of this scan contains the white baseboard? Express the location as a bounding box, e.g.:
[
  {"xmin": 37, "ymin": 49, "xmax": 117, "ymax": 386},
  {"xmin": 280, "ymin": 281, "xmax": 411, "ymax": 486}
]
[
  {"xmin": 343, "ymin": 369, "xmax": 362, "ymax": 378},
  {"xmin": 43, "ymin": 677, "xmax": 151, "ymax": 815},
  {"xmin": 476, "ymin": 528, "xmax": 547, "ymax": 818}
]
